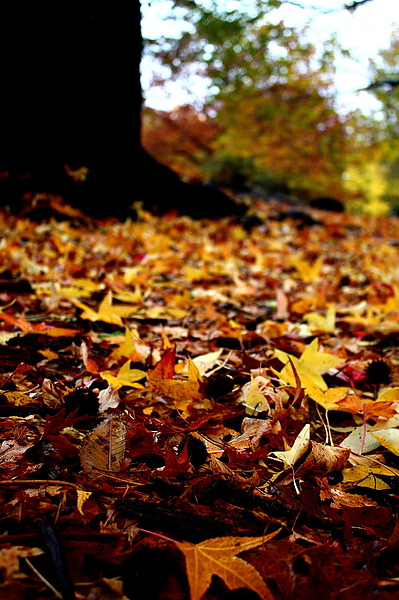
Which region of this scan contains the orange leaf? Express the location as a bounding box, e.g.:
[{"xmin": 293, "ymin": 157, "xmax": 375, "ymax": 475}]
[
  {"xmin": 147, "ymin": 347, "xmax": 176, "ymax": 380},
  {"xmin": 176, "ymin": 533, "xmax": 279, "ymax": 600}
]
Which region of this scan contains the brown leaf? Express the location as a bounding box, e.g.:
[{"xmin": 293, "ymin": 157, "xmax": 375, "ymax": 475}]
[
  {"xmin": 311, "ymin": 442, "xmax": 350, "ymax": 472},
  {"xmin": 176, "ymin": 533, "xmax": 279, "ymax": 600},
  {"xmin": 319, "ymin": 477, "xmax": 377, "ymax": 508},
  {"xmin": 80, "ymin": 415, "xmax": 126, "ymax": 473}
]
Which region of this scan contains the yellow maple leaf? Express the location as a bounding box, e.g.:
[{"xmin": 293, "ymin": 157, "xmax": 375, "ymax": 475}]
[
  {"xmin": 176, "ymin": 533, "xmax": 279, "ymax": 600},
  {"xmin": 110, "ymin": 326, "xmax": 151, "ymax": 363},
  {"xmin": 275, "ymin": 338, "xmax": 343, "ymax": 392},
  {"xmin": 113, "ymin": 286, "xmax": 143, "ymax": 304},
  {"xmin": 289, "ymin": 255, "xmax": 323, "ymax": 283},
  {"xmin": 72, "ymin": 291, "xmax": 136, "ymax": 326},
  {"xmin": 100, "ymin": 360, "xmax": 146, "ymax": 390}
]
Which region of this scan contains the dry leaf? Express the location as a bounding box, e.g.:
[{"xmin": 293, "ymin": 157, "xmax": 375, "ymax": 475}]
[
  {"xmin": 0, "ymin": 440, "xmax": 34, "ymax": 465},
  {"xmin": 147, "ymin": 354, "xmax": 204, "ymax": 407},
  {"xmin": 319, "ymin": 477, "xmax": 377, "ymax": 508},
  {"xmin": 76, "ymin": 490, "xmax": 93, "ymax": 515},
  {"xmin": 80, "ymin": 415, "xmax": 126, "ymax": 473},
  {"xmin": 311, "ymin": 441, "xmax": 350, "ymax": 472},
  {"xmin": 98, "ymin": 385, "xmax": 120, "ymax": 412},
  {"xmin": 0, "ymin": 546, "xmax": 43, "ymax": 581},
  {"xmin": 239, "ymin": 376, "xmax": 272, "ymax": 415},
  {"xmin": 176, "ymin": 533, "xmax": 279, "ymax": 600},
  {"xmin": 269, "ymin": 424, "xmax": 310, "ymax": 469}
]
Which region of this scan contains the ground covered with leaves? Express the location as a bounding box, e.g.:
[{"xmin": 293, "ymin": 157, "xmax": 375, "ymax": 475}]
[{"xmin": 1, "ymin": 199, "xmax": 399, "ymax": 600}]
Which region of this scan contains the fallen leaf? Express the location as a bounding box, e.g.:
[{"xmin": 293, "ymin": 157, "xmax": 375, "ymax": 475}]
[
  {"xmin": 72, "ymin": 290, "xmax": 137, "ymax": 326},
  {"xmin": 176, "ymin": 533, "xmax": 279, "ymax": 600},
  {"xmin": 0, "ymin": 546, "xmax": 43, "ymax": 581},
  {"xmin": 269, "ymin": 424, "xmax": 310, "ymax": 469},
  {"xmin": 275, "ymin": 338, "xmax": 343, "ymax": 392},
  {"xmin": 147, "ymin": 354, "xmax": 205, "ymax": 408},
  {"xmin": 80, "ymin": 415, "xmax": 126, "ymax": 473},
  {"xmin": 98, "ymin": 385, "xmax": 121, "ymax": 412},
  {"xmin": 319, "ymin": 477, "xmax": 377, "ymax": 508},
  {"xmin": 311, "ymin": 441, "xmax": 350, "ymax": 472},
  {"xmin": 100, "ymin": 361, "xmax": 146, "ymax": 390}
]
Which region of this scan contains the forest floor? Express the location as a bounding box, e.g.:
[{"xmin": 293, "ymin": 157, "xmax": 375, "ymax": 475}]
[{"xmin": 1, "ymin": 197, "xmax": 399, "ymax": 600}]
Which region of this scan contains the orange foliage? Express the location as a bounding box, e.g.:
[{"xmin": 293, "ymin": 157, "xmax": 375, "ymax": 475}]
[{"xmin": 142, "ymin": 105, "xmax": 219, "ymax": 180}]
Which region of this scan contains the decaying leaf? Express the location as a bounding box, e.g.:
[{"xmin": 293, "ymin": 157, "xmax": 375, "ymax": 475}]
[
  {"xmin": 0, "ymin": 439, "xmax": 34, "ymax": 466},
  {"xmin": 176, "ymin": 533, "xmax": 279, "ymax": 600},
  {"xmin": 319, "ymin": 477, "xmax": 377, "ymax": 508},
  {"xmin": 311, "ymin": 441, "xmax": 350, "ymax": 472},
  {"xmin": 98, "ymin": 385, "xmax": 121, "ymax": 412},
  {"xmin": 80, "ymin": 415, "xmax": 126, "ymax": 473}
]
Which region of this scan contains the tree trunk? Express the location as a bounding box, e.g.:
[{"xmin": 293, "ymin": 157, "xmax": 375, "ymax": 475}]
[
  {"xmin": 0, "ymin": 1, "xmax": 143, "ymax": 216},
  {"xmin": 0, "ymin": 1, "xmax": 244, "ymax": 219}
]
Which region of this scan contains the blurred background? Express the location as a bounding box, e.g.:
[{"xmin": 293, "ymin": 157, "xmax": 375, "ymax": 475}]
[{"xmin": 140, "ymin": 0, "xmax": 399, "ymax": 215}]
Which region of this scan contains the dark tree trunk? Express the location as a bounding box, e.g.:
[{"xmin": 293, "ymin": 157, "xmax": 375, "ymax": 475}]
[
  {"xmin": 0, "ymin": 1, "xmax": 244, "ymax": 219},
  {"xmin": 0, "ymin": 1, "xmax": 143, "ymax": 216}
]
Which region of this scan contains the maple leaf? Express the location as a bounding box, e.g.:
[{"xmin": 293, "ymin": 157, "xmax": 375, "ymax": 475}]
[
  {"xmin": 275, "ymin": 338, "xmax": 343, "ymax": 392},
  {"xmin": 100, "ymin": 360, "xmax": 146, "ymax": 390},
  {"xmin": 289, "ymin": 254, "xmax": 323, "ymax": 283},
  {"xmin": 176, "ymin": 533, "xmax": 279, "ymax": 600},
  {"xmin": 110, "ymin": 326, "xmax": 151, "ymax": 363},
  {"xmin": 72, "ymin": 290, "xmax": 136, "ymax": 326},
  {"xmin": 304, "ymin": 303, "xmax": 336, "ymax": 333}
]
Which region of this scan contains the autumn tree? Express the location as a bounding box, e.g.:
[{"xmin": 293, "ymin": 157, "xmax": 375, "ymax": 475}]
[
  {"xmin": 146, "ymin": 3, "xmax": 354, "ymax": 200},
  {"xmin": 142, "ymin": 105, "xmax": 219, "ymax": 181}
]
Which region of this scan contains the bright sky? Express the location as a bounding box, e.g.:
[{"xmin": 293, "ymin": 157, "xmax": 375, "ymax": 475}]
[{"xmin": 141, "ymin": 0, "xmax": 399, "ymax": 115}]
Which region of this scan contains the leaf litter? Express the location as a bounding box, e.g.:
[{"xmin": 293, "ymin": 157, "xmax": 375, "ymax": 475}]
[{"xmin": 1, "ymin": 203, "xmax": 399, "ymax": 598}]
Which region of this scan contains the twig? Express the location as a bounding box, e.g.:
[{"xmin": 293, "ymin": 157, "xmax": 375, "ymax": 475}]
[{"xmin": 25, "ymin": 558, "xmax": 63, "ymax": 600}]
